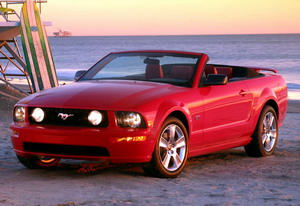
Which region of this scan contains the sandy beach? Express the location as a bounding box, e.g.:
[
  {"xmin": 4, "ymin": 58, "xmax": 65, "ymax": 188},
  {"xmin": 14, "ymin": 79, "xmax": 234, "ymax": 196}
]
[{"xmin": 0, "ymin": 84, "xmax": 300, "ymax": 206}]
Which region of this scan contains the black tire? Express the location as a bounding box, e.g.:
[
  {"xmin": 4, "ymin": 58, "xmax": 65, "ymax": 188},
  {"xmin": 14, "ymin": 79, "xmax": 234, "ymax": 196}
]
[
  {"xmin": 244, "ymin": 105, "xmax": 278, "ymax": 157},
  {"xmin": 143, "ymin": 117, "xmax": 189, "ymax": 178},
  {"xmin": 17, "ymin": 155, "xmax": 60, "ymax": 169}
]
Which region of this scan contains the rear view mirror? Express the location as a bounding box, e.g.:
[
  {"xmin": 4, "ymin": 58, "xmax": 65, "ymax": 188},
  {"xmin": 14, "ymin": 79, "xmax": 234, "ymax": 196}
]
[
  {"xmin": 74, "ymin": 70, "xmax": 87, "ymax": 81},
  {"xmin": 203, "ymin": 74, "xmax": 228, "ymax": 86}
]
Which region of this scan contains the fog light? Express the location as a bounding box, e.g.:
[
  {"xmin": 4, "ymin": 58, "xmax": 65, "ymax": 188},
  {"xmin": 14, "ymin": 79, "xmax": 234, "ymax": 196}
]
[
  {"xmin": 31, "ymin": 108, "xmax": 45, "ymax": 122},
  {"xmin": 88, "ymin": 110, "xmax": 102, "ymax": 125}
]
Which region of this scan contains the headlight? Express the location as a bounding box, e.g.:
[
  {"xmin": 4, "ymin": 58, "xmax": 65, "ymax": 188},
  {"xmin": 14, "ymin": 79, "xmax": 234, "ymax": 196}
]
[
  {"xmin": 88, "ymin": 110, "xmax": 102, "ymax": 125},
  {"xmin": 14, "ymin": 106, "xmax": 25, "ymax": 122},
  {"xmin": 31, "ymin": 107, "xmax": 45, "ymax": 122},
  {"xmin": 116, "ymin": 112, "xmax": 145, "ymax": 128}
]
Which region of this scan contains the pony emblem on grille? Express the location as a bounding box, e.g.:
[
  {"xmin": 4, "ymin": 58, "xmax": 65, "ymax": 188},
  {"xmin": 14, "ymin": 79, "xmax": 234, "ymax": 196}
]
[{"xmin": 58, "ymin": 113, "xmax": 74, "ymax": 120}]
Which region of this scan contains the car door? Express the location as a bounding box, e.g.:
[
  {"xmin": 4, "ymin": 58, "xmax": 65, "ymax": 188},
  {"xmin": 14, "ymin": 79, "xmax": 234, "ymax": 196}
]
[{"xmin": 199, "ymin": 81, "xmax": 253, "ymax": 147}]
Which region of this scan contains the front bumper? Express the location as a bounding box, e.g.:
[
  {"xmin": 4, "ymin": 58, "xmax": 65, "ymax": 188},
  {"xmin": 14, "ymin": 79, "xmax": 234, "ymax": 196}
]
[{"xmin": 10, "ymin": 123, "xmax": 155, "ymax": 163}]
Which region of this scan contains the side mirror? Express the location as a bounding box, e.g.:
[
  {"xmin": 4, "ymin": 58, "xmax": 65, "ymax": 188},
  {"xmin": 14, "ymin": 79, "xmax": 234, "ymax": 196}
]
[
  {"xmin": 202, "ymin": 74, "xmax": 228, "ymax": 86},
  {"xmin": 74, "ymin": 70, "xmax": 87, "ymax": 81}
]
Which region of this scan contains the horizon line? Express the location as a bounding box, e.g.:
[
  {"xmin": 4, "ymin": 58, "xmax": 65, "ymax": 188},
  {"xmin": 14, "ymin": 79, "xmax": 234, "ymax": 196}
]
[{"xmin": 48, "ymin": 32, "xmax": 300, "ymax": 37}]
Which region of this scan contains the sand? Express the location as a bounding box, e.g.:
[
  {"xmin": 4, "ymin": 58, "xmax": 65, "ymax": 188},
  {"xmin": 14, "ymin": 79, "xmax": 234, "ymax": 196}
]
[{"xmin": 0, "ymin": 84, "xmax": 300, "ymax": 206}]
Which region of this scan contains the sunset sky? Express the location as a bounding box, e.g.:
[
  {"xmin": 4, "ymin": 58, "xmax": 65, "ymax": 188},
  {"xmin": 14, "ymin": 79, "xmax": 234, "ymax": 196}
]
[{"xmin": 35, "ymin": 0, "xmax": 300, "ymax": 36}]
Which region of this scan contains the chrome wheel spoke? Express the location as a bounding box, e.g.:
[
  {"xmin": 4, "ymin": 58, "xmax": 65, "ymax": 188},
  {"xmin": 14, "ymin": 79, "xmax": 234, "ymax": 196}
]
[
  {"xmin": 162, "ymin": 153, "xmax": 171, "ymax": 169},
  {"xmin": 169, "ymin": 125, "xmax": 176, "ymax": 142},
  {"xmin": 268, "ymin": 115, "xmax": 274, "ymax": 128},
  {"xmin": 262, "ymin": 134, "xmax": 268, "ymax": 144},
  {"xmin": 270, "ymin": 129, "xmax": 277, "ymax": 139},
  {"xmin": 264, "ymin": 138, "xmax": 272, "ymax": 151},
  {"xmin": 175, "ymin": 136, "xmax": 186, "ymax": 149},
  {"xmin": 173, "ymin": 153, "xmax": 182, "ymax": 168},
  {"xmin": 159, "ymin": 137, "xmax": 168, "ymax": 149},
  {"xmin": 263, "ymin": 118, "xmax": 268, "ymax": 128}
]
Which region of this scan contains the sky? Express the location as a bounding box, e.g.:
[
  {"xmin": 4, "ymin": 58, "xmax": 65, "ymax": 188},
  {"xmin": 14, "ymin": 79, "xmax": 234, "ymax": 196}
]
[{"xmin": 17, "ymin": 0, "xmax": 300, "ymax": 36}]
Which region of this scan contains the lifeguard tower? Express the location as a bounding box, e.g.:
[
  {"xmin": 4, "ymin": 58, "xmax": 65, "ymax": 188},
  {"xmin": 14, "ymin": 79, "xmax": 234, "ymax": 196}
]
[{"xmin": 0, "ymin": 0, "xmax": 55, "ymax": 96}]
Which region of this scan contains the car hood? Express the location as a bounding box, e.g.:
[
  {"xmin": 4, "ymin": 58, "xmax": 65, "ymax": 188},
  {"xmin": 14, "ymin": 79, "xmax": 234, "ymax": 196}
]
[{"xmin": 19, "ymin": 80, "xmax": 188, "ymax": 110}]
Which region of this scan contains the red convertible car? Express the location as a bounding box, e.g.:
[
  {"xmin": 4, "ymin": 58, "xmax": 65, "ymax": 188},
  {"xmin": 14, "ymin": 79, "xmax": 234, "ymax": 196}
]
[{"xmin": 11, "ymin": 50, "xmax": 288, "ymax": 178}]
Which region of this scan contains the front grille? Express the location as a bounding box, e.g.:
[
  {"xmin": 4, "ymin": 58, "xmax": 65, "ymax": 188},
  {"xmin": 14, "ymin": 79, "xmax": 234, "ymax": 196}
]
[
  {"xmin": 23, "ymin": 142, "xmax": 110, "ymax": 157},
  {"xmin": 28, "ymin": 107, "xmax": 108, "ymax": 127}
]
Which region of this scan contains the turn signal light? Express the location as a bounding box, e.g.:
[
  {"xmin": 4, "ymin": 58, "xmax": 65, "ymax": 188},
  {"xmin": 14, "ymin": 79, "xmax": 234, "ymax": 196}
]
[{"xmin": 116, "ymin": 136, "xmax": 147, "ymax": 142}]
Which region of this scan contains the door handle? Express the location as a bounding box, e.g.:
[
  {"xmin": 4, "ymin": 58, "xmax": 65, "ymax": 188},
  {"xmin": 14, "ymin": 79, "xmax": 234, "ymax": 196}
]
[{"xmin": 239, "ymin": 90, "xmax": 248, "ymax": 96}]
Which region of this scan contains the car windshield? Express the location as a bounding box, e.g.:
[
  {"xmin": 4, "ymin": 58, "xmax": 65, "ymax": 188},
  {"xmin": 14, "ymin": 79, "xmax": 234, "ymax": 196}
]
[{"xmin": 79, "ymin": 52, "xmax": 200, "ymax": 87}]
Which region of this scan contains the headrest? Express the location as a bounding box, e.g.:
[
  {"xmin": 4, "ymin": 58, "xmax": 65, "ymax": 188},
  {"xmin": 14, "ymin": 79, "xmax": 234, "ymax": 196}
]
[
  {"xmin": 216, "ymin": 67, "xmax": 233, "ymax": 79},
  {"xmin": 205, "ymin": 65, "xmax": 217, "ymax": 72},
  {"xmin": 204, "ymin": 65, "xmax": 217, "ymax": 77},
  {"xmin": 144, "ymin": 58, "xmax": 160, "ymax": 64},
  {"xmin": 170, "ymin": 66, "xmax": 193, "ymax": 80}
]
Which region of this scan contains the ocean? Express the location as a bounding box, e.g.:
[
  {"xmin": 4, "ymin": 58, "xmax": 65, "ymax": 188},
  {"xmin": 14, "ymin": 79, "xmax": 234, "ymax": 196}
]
[{"xmin": 14, "ymin": 34, "xmax": 300, "ymax": 99}]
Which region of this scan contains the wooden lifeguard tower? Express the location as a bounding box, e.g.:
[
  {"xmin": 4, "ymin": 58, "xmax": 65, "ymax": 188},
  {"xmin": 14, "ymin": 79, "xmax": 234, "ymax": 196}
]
[{"xmin": 0, "ymin": 0, "xmax": 55, "ymax": 97}]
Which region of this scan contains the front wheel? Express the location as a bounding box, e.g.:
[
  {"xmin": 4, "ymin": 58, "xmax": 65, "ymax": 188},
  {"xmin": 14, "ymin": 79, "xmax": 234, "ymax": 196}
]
[
  {"xmin": 17, "ymin": 155, "xmax": 61, "ymax": 169},
  {"xmin": 245, "ymin": 105, "xmax": 278, "ymax": 157},
  {"xmin": 143, "ymin": 117, "xmax": 188, "ymax": 178}
]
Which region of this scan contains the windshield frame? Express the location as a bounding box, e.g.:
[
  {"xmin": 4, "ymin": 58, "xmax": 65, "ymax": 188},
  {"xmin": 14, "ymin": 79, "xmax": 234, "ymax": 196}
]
[{"xmin": 78, "ymin": 52, "xmax": 202, "ymax": 88}]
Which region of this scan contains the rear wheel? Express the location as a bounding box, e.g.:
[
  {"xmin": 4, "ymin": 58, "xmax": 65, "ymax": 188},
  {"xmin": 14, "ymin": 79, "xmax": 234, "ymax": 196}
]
[
  {"xmin": 143, "ymin": 117, "xmax": 188, "ymax": 178},
  {"xmin": 17, "ymin": 155, "xmax": 60, "ymax": 169},
  {"xmin": 245, "ymin": 105, "xmax": 278, "ymax": 157}
]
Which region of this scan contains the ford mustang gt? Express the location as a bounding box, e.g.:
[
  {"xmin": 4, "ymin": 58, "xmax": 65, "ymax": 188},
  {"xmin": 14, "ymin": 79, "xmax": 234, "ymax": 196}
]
[{"xmin": 11, "ymin": 50, "xmax": 288, "ymax": 178}]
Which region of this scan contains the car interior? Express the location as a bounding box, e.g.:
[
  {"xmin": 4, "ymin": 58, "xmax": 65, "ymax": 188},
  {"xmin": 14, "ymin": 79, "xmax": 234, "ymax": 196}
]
[
  {"xmin": 143, "ymin": 59, "xmax": 262, "ymax": 86},
  {"xmin": 204, "ymin": 64, "xmax": 263, "ymax": 82}
]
